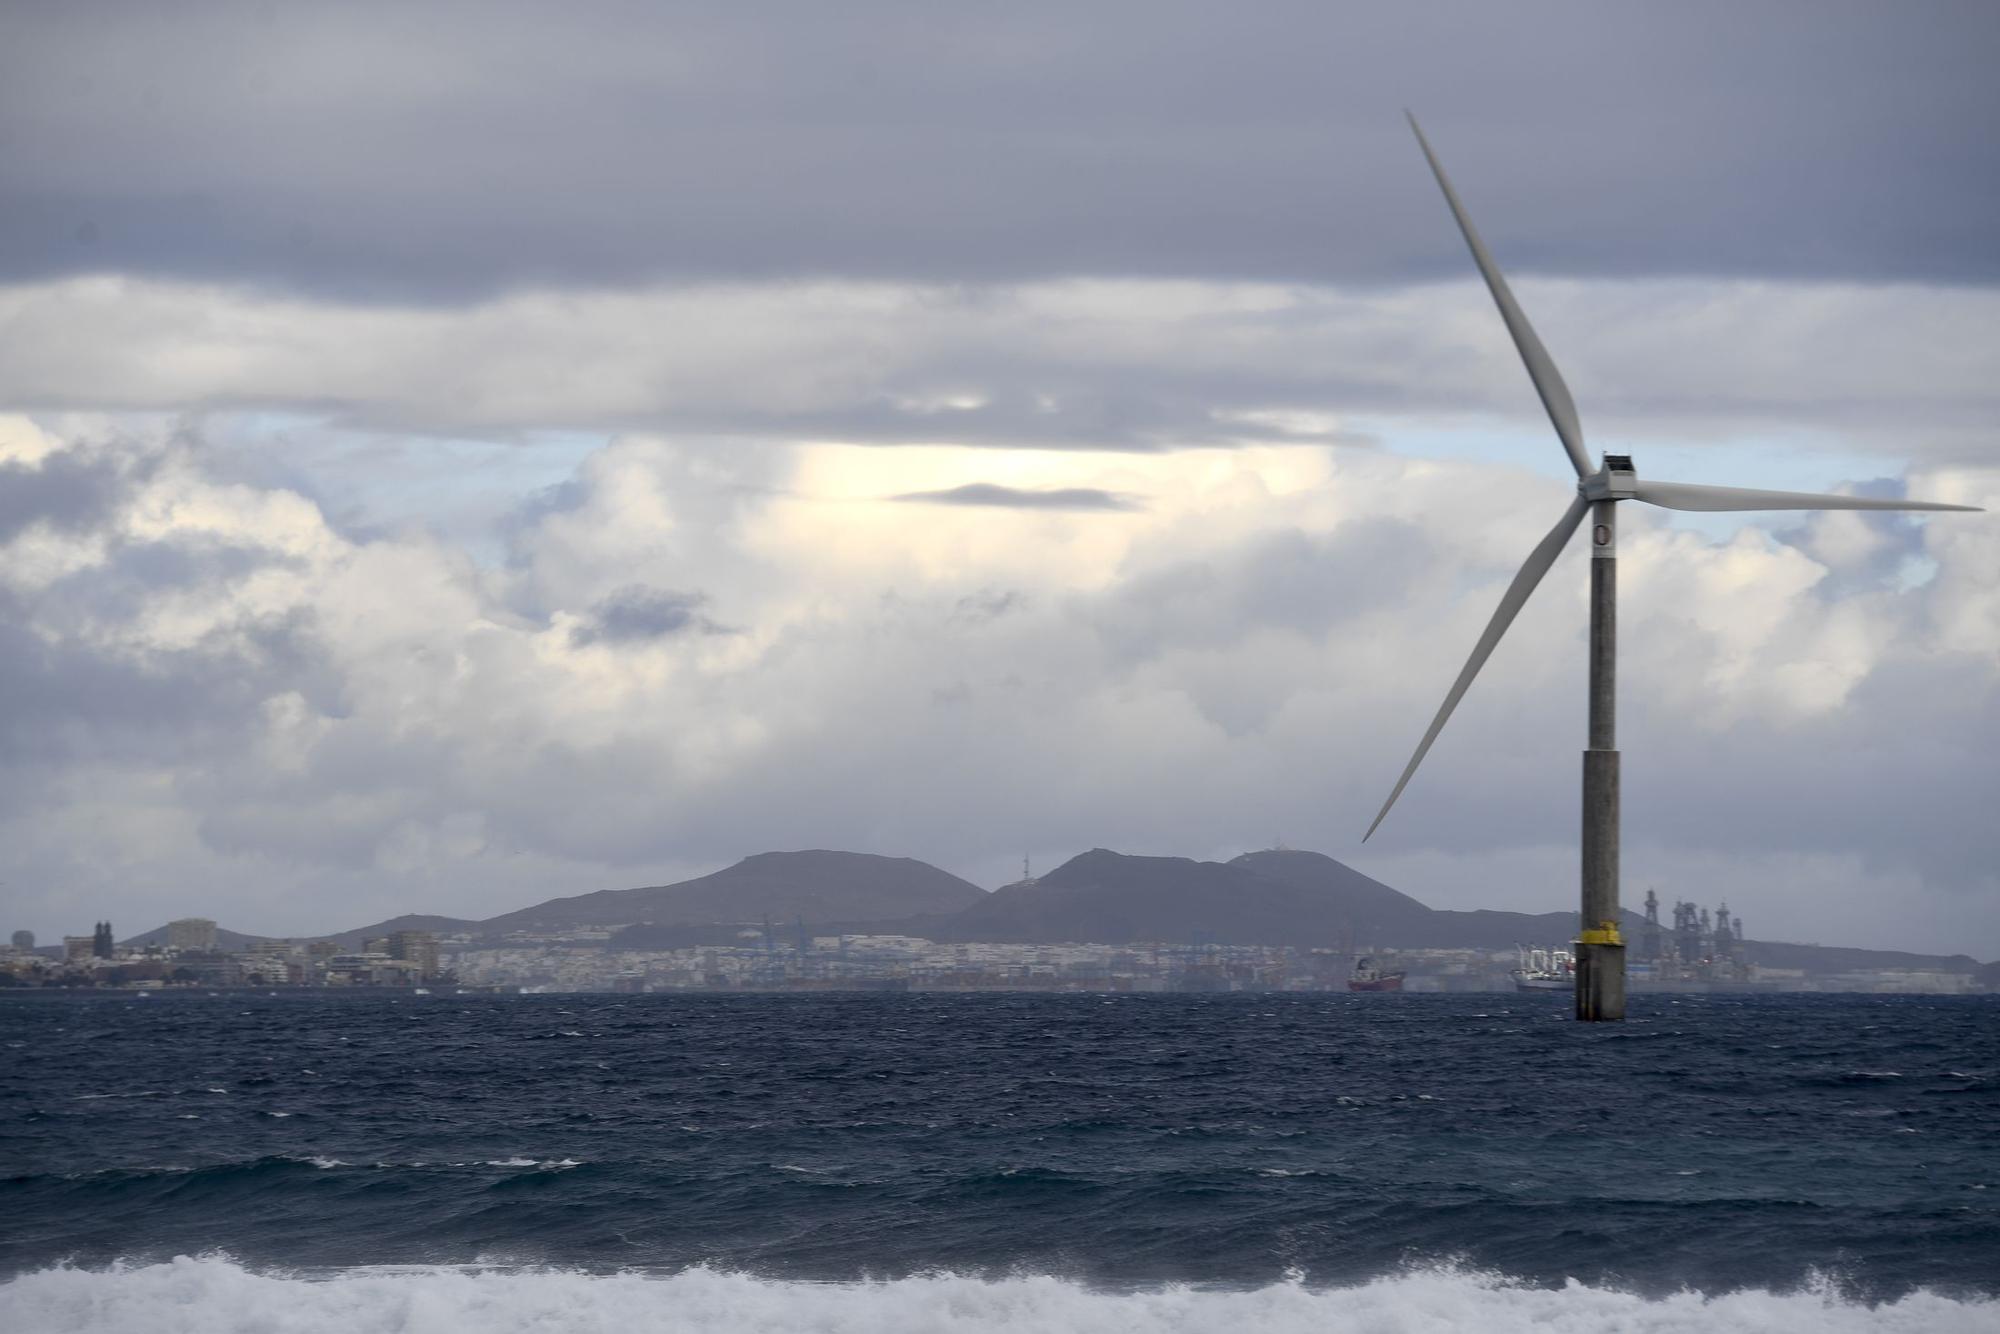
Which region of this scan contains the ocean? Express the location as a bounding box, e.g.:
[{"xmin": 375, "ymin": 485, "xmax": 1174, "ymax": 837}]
[{"xmin": 2, "ymin": 991, "xmax": 1995, "ymax": 1332}]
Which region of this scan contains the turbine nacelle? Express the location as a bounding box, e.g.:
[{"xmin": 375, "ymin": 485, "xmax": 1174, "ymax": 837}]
[{"xmin": 1580, "ymin": 456, "xmax": 1638, "ymax": 503}]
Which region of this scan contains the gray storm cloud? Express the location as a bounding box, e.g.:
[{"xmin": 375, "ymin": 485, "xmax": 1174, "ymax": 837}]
[
  {"xmin": 1, "ymin": 3, "xmax": 1996, "ymax": 298},
  {"xmin": 571, "ymin": 587, "xmax": 722, "ymax": 646},
  {"xmin": 0, "ymin": 445, "xmax": 146, "ymax": 543},
  {"xmin": 2, "ymin": 278, "xmax": 1994, "ymax": 460}
]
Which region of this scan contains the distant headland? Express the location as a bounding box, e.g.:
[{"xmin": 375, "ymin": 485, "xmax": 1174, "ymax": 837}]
[{"xmin": 6, "ymin": 848, "xmax": 1991, "ymax": 995}]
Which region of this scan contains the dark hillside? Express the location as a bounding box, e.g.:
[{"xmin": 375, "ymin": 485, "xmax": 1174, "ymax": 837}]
[
  {"xmin": 319, "ymin": 915, "xmax": 485, "ymax": 951},
  {"xmin": 478, "ymin": 851, "xmax": 988, "ymax": 934},
  {"xmin": 937, "ymin": 849, "xmax": 1351, "ymax": 945}
]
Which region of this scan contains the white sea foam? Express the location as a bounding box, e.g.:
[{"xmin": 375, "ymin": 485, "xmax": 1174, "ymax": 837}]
[
  {"xmin": 1, "ymin": 1257, "xmax": 1992, "ymax": 1334},
  {"xmin": 71, "ymin": 1090, "xmax": 169, "ymax": 1100}
]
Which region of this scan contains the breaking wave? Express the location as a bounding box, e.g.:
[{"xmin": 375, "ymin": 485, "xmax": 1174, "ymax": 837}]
[{"xmin": 2, "ymin": 1257, "xmax": 1992, "ymax": 1334}]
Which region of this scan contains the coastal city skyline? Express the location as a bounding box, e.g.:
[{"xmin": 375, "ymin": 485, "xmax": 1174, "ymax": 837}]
[{"xmin": 8, "ymin": 845, "xmax": 1988, "ymax": 996}]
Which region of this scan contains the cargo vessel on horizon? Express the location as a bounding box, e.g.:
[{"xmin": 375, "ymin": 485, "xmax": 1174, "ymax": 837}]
[{"xmin": 1347, "ymin": 956, "xmax": 1405, "ymax": 991}]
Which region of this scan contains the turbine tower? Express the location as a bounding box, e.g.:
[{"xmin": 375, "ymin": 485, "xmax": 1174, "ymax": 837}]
[{"xmin": 1366, "ymin": 115, "xmax": 1980, "ymax": 1021}]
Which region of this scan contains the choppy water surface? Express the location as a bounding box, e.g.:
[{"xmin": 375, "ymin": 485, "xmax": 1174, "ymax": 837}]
[{"xmin": 2, "ymin": 991, "xmax": 1996, "ymax": 1330}]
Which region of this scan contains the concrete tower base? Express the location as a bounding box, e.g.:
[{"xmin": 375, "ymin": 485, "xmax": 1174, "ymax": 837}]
[{"xmin": 1574, "ymin": 940, "xmax": 1627, "ymax": 1021}]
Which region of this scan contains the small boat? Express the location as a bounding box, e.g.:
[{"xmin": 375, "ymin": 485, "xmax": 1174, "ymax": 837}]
[
  {"xmin": 1347, "ymin": 956, "xmax": 1406, "ymax": 991},
  {"xmin": 1512, "ymin": 946, "xmax": 1574, "ymax": 992}
]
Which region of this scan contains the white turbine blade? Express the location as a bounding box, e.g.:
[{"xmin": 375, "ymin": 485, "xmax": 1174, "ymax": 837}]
[
  {"xmin": 1633, "ymin": 479, "xmax": 1981, "ymax": 513},
  {"xmin": 1364, "ymin": 493, "xmax": 1590, "ymax": 842},
  {"xmin": 1408, "ymin": 112, "xmax": 1593, "ymax": 480}
]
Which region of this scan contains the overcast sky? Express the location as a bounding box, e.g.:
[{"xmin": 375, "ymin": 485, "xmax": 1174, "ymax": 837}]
[{"xmin": 2, "ymin": 2, "xmax": 1996, "ymax": 956}]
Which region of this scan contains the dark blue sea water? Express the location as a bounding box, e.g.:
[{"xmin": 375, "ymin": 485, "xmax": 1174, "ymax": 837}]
[{"xmin": 2, "ymin": 991, "xmax": 1996, "ymax": 1332}]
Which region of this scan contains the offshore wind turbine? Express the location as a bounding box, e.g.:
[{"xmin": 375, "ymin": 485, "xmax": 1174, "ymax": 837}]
[{"xmin": 1366, "ymin": 115, "xmax": 1981, "ymax": 1021}]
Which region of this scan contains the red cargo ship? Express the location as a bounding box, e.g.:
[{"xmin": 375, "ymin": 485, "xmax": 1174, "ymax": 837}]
[{"xmin": 1347, "ymin": 957, "xmax": 1406, "ymax": 991}]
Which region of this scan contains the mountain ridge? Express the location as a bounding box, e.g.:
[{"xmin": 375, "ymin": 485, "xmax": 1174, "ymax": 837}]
[
  {"xmin": 122, "ymin": 846, "xmax": 1988, "ymax": 977},
  {"xmin": 478, "ymin": 850, "xmax": 988, "ymax": 934},
  {"xmin": 931, "ymin": 848, "xmax": 1647, "ymax": 953}
]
